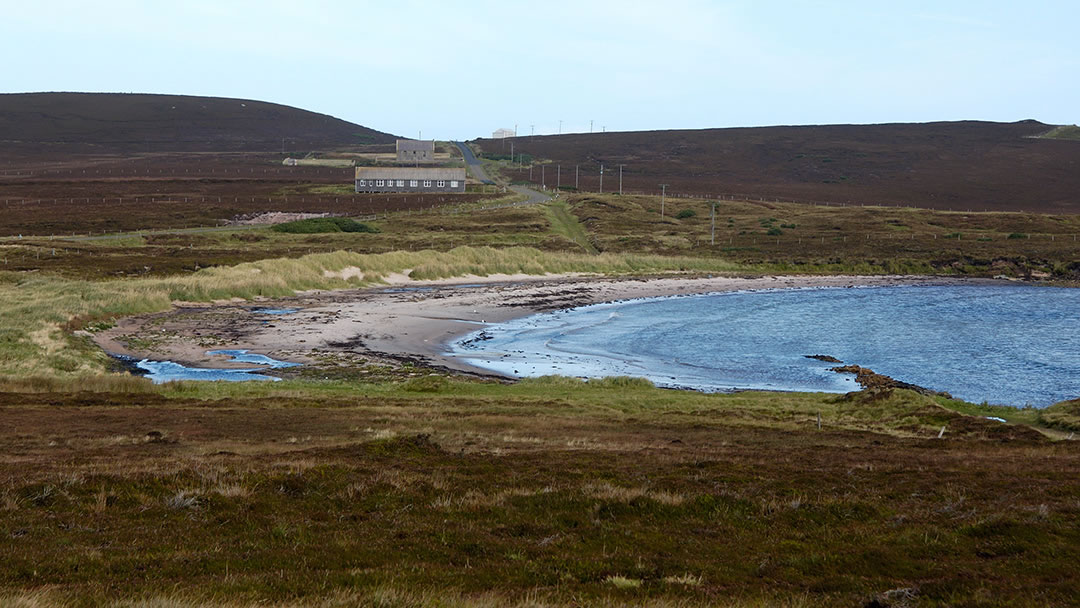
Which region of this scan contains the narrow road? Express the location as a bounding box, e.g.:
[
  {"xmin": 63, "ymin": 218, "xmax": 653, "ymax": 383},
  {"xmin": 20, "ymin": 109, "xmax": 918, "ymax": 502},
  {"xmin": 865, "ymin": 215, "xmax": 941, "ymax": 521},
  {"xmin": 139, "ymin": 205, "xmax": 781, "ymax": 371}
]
[
  {"xmin": 509, "ymin": 185, "xmax": 552, "ymax": 205},
  {"xmin": 453, "ymin": 141, "xmax": 495, "ymax": 184},
  {"xmin": 454, "ymin": 141, "xmax": 552, "ymax": 206}
]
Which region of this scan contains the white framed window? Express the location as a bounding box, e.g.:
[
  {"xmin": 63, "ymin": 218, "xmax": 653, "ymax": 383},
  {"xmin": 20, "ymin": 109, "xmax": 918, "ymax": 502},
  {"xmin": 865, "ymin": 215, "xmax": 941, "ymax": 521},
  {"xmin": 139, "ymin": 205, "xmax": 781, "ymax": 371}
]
[
  {"xmin": 450, "ymin": 180, "xmax": 459, "ymax": 188},
  {"xmin": 396, "ymin": 180, "xmax": 405, "ymax": 187},
  {"xmin": 358, "ymin": 180, "xmax": 366, "ymax": 187},
  {"xmin": 375, "ymin": 180, "xmax": 385, "ymax": 187},
  {"xmin": 437, "ymin": 180, "xmax": 445, "ymax": 187},
  {"xmin": 423, "ymin": 180, "xmax": 432, "ymax": 187},
  {"xmin": 410, "ymin": 180, "xmax": 418, "ymax": 187}
]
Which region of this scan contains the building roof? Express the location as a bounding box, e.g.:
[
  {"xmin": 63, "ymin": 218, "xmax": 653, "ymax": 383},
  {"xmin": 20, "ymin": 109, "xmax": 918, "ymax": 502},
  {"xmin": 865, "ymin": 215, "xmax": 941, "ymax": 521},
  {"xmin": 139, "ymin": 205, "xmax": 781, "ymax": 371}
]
[
  {"xmin": 396, "ymin": 139, "xmax": 435, "ymax": 152},
  {"xmin": 356, "ymin": 167, "xmax": 466, "ymax": 180}
]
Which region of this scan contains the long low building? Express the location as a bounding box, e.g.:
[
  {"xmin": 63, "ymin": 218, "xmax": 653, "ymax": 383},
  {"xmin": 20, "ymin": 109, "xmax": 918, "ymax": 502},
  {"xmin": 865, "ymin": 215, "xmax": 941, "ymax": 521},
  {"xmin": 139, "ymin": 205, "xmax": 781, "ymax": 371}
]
[{"xmin": 355, "ymin": 167, "xmax": 467, "ymax": 193}]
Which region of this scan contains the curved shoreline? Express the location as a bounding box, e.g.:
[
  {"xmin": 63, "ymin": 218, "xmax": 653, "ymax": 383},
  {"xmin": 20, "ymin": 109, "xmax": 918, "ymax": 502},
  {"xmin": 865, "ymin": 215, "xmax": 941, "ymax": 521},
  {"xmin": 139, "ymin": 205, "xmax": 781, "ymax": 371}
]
[{"xmin": 93, "ymin": 273, "xmax": 1010, "ymax": 380}]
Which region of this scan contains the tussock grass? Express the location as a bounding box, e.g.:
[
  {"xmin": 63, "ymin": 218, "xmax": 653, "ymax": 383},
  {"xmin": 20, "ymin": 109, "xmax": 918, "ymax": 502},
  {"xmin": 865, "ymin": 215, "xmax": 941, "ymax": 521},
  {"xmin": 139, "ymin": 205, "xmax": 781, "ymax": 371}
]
[
  {"xmin": 0, "ymin": 386, "xmax": 1071, "ymax": 606},
  {"xmin": 0, "ymin": 246, "xmax": 743, "ymax": 377},
  {"xmin": 586, "ymin": 481, "xmax": 687, "ymax": 506},
  {"xmin": 0, "ymin": 589, "xmax": 823, "ymax": 607},
  {"xmin": 0, "ymin": 374, "xmax": 156, "ymax": 393},
  {"xmin": 604, "ymin": 575, "xmax": 643, "ymax": 589}
]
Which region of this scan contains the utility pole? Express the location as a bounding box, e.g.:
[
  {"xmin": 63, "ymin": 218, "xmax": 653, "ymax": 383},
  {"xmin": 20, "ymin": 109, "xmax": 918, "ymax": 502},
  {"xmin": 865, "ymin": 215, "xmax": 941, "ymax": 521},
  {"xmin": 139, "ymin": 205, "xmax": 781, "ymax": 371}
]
[
  {"xmin": 514, "ymin": 124, "xmax": 518, "ymax": 137},
  {"xmin": 599, "ymin": 164, "xmax": 604, "ymax": 194},
  {"xmin": 541, "ymin": 164, "xmax": 545, "ymax": 190},
  {"xmin": 558, "ymin": 120, "xmax": 563, "ymax": 134},
  {"xmin": 530, "ymin": 124, "xmax": 535, "ymax": 136},
  {"xmin": 660, "ymin": 184, "xmax": 669, "ymax": 218},
  {"xmin": 711, "ymin": 201, "xmax": 716, "ymax": 245},
  {"xmin": 510, "ymin": 141, "xmax": 514, "ymax": 165},
  {"xmin": 618, "ymin": 164, "xmax": 625, "ymax": 195},
  {"xmin": 281, "ymin": 137, "xmax": 285, "ymax": 155},
  {"xmin": 557, "ymin": 164, "xmax": 561, "ymax": 190},
  {"xmin": 590, "ymin": 119, "xmax": 593, "ymax": 133},
  {"xmin": 575, "ymin": 165, "xmax": 579, "ymax": 189}
]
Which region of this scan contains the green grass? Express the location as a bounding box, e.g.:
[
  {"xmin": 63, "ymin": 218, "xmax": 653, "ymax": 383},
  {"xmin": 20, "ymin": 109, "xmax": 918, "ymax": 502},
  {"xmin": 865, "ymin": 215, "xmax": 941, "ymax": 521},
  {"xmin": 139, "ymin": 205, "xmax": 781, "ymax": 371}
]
[
  {"xmin": 1035, "ymin": 125, "xmax": 1080, "ymax": 140},
  {"xmin": 544, "ymin": 201, "xmax": 598, "ymax": 253},
  {"xmin": 270, "ymin": 218, "xmax": 379, "ymax": 234}
]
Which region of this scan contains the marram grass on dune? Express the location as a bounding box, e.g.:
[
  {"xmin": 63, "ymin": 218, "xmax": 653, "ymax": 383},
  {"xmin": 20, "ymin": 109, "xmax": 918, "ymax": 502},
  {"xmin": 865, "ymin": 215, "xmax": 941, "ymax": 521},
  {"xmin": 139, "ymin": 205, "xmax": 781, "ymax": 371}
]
[{"xmin": 0, "ymin": 247, "xmax": 743, "ymax": 377}]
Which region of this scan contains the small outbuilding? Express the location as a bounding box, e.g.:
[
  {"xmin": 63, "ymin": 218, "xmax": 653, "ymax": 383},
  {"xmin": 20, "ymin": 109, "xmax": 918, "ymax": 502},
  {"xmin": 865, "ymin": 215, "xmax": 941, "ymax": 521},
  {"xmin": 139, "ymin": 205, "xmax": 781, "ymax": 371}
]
[
  {"xmin": 396, "ymin": 139, "xmax": 435, "ymax": 163},
  {"xmin": 355, "ymin": 167, "xmax": 466, "ymax": 193}
]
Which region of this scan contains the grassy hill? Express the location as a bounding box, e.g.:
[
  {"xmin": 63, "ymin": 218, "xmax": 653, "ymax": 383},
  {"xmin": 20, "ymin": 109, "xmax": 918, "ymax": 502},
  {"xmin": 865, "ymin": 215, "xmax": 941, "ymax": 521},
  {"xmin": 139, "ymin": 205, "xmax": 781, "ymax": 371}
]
[
  {"xmin": 0, "ymin": 92, "xmax": 395, "ymax": 152},
  {"xmin": 1036, "ymin": 124, "xmax": 1080, "ymax": 140},
  {"xmin": 476, "ymin": 120, "xmax": 1080, "ymax": 214}
]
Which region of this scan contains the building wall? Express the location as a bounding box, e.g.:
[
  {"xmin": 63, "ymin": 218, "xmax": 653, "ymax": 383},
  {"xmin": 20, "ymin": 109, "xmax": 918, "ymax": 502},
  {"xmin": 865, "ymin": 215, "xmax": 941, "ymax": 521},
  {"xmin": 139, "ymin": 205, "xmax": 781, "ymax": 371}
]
[
  {"xmin": 355, "ymin": 175, "xmax": 466, "ymax": 193},
  {"xmin": 396, "ymin": 148, "xmax": 434, "ymax": 163},
  {"xmin": 395, "ymin": 140, "xmax": 435, "ymax": 163}
]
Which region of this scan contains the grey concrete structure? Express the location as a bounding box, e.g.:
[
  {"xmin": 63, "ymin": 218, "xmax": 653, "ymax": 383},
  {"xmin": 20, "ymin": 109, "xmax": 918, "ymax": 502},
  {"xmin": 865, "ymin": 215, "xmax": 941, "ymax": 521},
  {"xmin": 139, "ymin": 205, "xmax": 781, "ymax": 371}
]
[
  {"xmin": 355, "ymin": 167, "xmax": 466, "ymax": 193},
  {"xmin": 396, "ymin": 139, "xmax": 435, "ymax": 163}
]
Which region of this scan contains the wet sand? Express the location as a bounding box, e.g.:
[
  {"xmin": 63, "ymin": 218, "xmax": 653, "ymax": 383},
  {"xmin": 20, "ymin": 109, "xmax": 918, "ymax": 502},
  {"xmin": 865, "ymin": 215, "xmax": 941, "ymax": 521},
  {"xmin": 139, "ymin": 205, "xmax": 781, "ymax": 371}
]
[{"xmin": 93, "ymin": 273, "xmax": 997, "ymax": 377}]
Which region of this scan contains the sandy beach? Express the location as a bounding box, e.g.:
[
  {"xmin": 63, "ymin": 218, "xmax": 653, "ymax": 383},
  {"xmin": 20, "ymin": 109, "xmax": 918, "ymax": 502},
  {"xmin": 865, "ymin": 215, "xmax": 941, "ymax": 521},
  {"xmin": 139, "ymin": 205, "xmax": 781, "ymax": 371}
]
[{"xmin": 93, "ymin": 273, "xmax": 999, "ymax": 378}]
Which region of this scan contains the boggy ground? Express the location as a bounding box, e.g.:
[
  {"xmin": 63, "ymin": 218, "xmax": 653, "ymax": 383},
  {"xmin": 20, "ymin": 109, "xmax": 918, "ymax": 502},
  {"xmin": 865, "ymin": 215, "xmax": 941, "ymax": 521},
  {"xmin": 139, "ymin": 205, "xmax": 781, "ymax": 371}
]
[{"xmin": 0, "ymin": 379, "xmax": 1077, "ymax": 607}]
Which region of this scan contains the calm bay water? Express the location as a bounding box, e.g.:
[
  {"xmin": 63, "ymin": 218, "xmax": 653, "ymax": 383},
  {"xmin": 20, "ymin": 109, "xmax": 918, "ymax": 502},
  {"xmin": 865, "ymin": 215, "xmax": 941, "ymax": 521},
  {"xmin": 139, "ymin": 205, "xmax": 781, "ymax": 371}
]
[{"xmin": 449, "ymin": 284, "xmax": 1080, "ymax": 407}]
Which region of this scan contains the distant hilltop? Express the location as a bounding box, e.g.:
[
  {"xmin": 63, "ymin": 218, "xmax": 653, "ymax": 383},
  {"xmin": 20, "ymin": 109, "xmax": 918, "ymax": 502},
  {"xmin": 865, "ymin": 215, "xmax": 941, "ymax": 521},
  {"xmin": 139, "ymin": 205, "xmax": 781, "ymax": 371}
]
[
  {"xmin": 474, "ymin": 119, "xmax": 1080, "ymax": 214},
  {"xmin": 0, "ymin": 92, "xmax": 395, "ymax": 152}
]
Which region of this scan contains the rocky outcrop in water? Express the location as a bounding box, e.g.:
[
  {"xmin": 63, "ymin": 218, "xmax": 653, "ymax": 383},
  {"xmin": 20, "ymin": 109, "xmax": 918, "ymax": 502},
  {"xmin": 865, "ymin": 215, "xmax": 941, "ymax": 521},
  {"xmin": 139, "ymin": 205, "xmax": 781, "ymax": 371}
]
[
  {"xmin": 805, "ymin": 354, "xmax": 843, "ymax": 363},
  {"xmin": 830, "ymin": 364, "xmax": 952, "ymax": 399}
]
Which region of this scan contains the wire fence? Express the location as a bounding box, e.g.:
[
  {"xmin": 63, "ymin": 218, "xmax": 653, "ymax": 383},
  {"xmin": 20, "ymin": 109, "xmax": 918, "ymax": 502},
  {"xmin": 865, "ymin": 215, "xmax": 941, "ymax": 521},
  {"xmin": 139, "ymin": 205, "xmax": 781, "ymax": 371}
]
[
  {"xmin": 0, "ymin": 190, "xmax": 533, "ymax": 242},
  {"xmin": 0, "ymin": 166, "xmax": 354, "ymax": 179}
]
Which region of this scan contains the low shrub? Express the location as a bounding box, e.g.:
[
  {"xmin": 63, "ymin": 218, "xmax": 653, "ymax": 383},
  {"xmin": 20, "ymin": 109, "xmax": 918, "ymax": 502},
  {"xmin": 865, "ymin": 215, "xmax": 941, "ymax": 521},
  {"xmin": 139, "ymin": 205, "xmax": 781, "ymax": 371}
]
[
  {"xmin": 1007, "ymin": 233, "xmax": 1028, "ymax": 239},
  {"xmin": 271, "ymin": 218, "xmax": 379, "ymax": 234},
  {"xmin": 588, "ymin": 376, "xmax": 655, "ymax": 390},
  {"xmin": 401, "ymin": 375, "xmax": 449, "ymax": 393},
  {"xmin": 675, "ymin": 209, "xmax": 696, "ymax": 219}
]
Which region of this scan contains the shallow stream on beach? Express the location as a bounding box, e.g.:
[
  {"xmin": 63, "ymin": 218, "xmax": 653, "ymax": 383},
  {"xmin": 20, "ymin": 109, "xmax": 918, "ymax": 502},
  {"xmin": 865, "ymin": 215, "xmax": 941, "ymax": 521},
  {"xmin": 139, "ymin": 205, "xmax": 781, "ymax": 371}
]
[
  {"xmin": 449, "ymin": 284, "xmax": 1080, "ymax": 407},
  {"xmin": 133, "ymin": 350, "xmax": 300, "ymax": 383}
]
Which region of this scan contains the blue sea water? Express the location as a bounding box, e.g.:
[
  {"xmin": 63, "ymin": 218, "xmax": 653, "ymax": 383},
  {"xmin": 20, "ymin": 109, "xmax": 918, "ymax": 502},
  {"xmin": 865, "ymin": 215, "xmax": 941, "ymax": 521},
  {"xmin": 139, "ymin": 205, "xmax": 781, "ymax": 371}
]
[
  {"xmin": 135, "ymin": 349, "xmax": 300, "ymax": 383},
  {"xmin": 448, "ymin": 284, "xmax": 1080, "ymax": 407}
]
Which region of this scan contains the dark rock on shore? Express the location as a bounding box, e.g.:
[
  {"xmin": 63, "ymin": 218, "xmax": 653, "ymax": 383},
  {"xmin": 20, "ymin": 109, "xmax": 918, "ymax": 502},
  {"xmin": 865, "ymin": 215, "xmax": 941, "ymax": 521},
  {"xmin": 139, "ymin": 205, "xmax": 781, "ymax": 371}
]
[{"xmin": 830, "ymin": 364, "xmax": 952, "ymax": 399}]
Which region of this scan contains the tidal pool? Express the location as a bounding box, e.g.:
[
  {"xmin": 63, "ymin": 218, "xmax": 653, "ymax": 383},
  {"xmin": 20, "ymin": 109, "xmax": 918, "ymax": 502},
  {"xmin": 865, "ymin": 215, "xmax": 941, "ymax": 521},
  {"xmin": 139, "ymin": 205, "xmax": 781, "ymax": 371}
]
[
  {"xmin": 133, "ymin": 349, "xmax": 300, "ymax": 383},
  {"xmin": 449, "ymin": 284, "xmax": 1080, "ymax": 407}
]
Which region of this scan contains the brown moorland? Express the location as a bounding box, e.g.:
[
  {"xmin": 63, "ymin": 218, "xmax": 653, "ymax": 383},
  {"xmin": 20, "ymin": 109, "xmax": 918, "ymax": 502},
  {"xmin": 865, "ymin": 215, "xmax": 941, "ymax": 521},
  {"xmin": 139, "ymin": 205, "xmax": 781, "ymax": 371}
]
[
  {"xmin": 0, "ymin": 381, "xmax": 1078, "ymax": 607},
  {"xmin": 0, "ymin": 92, "xmax": 395, "ymax": 154},
  {"xmin": 475, "ymin": 120, "xmax": 1080, "ymax": 214}
]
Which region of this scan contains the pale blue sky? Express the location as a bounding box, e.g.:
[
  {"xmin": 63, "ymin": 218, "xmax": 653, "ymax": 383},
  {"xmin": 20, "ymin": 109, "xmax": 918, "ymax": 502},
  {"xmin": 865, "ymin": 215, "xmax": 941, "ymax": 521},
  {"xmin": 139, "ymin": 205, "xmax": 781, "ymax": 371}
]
[{"xmin": 2, "ymin": 0, "xmax": 1076, "ymax": 139}]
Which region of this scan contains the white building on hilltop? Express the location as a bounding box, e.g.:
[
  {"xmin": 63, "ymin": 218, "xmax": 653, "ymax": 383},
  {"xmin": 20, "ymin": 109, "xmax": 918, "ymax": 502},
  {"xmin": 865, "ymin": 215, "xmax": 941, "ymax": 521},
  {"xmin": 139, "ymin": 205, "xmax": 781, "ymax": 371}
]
[{"xmin": 492, "ymin": 128, "xmax": 515, "ymax": 139}]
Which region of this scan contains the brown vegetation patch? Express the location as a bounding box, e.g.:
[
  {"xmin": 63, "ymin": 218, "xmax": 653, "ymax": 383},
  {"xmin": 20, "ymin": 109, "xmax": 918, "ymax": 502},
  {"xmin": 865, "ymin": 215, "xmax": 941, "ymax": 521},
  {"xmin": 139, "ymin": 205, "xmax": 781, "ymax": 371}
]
[
  {"xmin": 0, "ymin": 389, "xmax": 1077, "ymax": 605},
  {"xmin": 478, "ymin": 120, "xmax": 1080, "ymax": 214}
]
